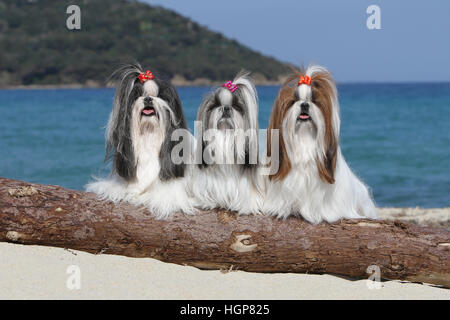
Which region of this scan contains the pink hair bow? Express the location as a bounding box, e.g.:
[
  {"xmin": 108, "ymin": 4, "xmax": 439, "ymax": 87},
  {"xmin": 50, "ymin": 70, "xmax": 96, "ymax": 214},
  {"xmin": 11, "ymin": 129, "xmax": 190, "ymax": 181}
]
[{"xmin": 222, "ymin": 80, "xmax": 238, "ymax": 93}]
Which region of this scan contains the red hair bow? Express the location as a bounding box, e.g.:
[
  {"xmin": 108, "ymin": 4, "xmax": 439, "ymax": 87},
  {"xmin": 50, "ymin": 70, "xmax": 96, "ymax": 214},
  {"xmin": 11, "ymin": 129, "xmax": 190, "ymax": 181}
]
[
  {"xmin": 138, "ymin": 70, "xmax": 155, "ymax": 83},
  {"xmin": 298, "ymin": 75, "xmax": 311, "ymax": 86}
]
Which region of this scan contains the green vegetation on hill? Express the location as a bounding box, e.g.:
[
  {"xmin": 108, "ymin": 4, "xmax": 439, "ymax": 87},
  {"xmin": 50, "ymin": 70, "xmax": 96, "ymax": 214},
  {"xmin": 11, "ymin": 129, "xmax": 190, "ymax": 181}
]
[{"xmin": 0, "ymin": 0, "xmax": 289, "ymax": 86}]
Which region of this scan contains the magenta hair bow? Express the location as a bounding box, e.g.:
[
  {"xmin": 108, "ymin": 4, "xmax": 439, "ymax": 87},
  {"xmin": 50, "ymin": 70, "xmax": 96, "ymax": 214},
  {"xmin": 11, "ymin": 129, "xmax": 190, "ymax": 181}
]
[{"xmin": 222, "ymin": 80, "xmax": 238, "ymax": 93}]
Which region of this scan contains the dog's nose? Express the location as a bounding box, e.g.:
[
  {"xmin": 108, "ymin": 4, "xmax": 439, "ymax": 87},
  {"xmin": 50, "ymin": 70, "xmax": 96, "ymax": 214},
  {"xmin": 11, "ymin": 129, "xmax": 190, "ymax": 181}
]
[
  {"xmin": 222, "ymin": 105, "xmax": 232, "ymax": 118},
  {"xmin": 144, "ymin": 97, "xmax": 153, "ymax": 105},
  {"xmin": 300, "ymin": 102, "xmax": 309, "ymax": 113}
]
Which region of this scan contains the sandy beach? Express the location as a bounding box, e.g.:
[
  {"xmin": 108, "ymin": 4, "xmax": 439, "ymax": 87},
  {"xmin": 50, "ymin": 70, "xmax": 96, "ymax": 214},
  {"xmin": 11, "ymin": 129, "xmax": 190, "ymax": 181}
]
[
  {"xmin": 0, "ymin": 207, "xmax": 449, "ymax": 300},
  {"xmin": 378, "ymin": 207, "xmax": 450, "ymax": 228},
  {"xmin": 0, "ymin": 242, "xmax": 449, "ymax": 300}
]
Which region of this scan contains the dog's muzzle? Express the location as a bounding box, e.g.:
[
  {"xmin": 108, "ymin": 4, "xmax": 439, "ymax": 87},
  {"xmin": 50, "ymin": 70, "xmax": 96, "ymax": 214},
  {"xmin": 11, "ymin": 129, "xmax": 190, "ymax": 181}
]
[
  {"xmin": 222, "ymin": 105, "xmax": 232, "ymax": 118},
  {"xmin": 142, "ymin": 97, "xmax": 156, "ymax": 117},
  {"xmin": 217, "ymin": 106, "xmax": 234, "ymax": 130},
  {"xmin": 298, "ymin": 102, "xmax": 310, "ymax": 121}
]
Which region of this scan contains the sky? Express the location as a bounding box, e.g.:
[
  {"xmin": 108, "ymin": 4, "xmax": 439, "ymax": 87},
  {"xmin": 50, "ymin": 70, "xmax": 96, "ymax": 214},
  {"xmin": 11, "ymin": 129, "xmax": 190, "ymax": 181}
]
[{"xmin": 144, "ymin": 0, "xmax": 450, "ymax": 83}]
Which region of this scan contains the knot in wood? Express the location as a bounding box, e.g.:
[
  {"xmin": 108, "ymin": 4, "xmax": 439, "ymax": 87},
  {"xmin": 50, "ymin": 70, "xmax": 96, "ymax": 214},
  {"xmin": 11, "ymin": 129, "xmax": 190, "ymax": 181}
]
[
  {"xmin": 230, "ymin": 234, "xmax": 257, "ymax": 253},
  {"xmin": 8, "ymin": 186, "xmax": 38, "ymax": 197}
]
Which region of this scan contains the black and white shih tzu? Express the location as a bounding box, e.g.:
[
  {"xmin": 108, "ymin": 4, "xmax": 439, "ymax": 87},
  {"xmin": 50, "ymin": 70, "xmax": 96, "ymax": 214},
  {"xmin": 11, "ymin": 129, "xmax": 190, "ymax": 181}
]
[
  {"xmin": 86, "ymin": 64, "xmax": 195, "ymax": 218},
  {"xmin": 188, "ymin": 71, "xmax": 264, "ymax": 214},
  {"xmin": 263, "ymin": 65, "xmax": 377, "ymax": 223}
]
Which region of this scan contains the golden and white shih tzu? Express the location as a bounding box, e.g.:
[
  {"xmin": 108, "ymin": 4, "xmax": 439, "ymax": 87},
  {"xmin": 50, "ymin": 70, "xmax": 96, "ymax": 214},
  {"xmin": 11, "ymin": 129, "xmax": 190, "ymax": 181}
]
[
  {"xmin": 86, "ymin": 63, "xmax": 195, "ymax": 219},
  {"xmin": 263, "ymin": 65, "xmax": 377, "ymax": 223},
  {"xmin": 188, "ymin": 71, "xmax": 264, "ymax": 214}
]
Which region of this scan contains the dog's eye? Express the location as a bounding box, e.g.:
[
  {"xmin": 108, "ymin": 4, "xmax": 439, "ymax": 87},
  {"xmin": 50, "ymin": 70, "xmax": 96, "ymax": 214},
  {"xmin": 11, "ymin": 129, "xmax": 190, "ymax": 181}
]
[
  {"xmin": 233, "ymin": 103, "xmax": 244, "ymax": 114},
  {"xmin": 286, "ymin": 99, "xmax": 296, "ymax": 110},
  {"xmin": 208, "ymin": 103, "xmax": 218, "ymax": 111}
]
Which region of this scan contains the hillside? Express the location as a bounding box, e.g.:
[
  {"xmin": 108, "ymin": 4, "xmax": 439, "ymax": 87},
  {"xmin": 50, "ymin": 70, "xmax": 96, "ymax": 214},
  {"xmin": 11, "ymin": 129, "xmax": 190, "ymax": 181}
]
[{"xmin": 0, "ymin": 0, "xmax": 289, "ymax": 87}]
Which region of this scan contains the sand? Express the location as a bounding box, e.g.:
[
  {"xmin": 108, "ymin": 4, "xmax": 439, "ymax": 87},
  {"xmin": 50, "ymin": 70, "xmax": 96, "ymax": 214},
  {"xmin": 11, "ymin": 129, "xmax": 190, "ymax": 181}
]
[
  {"xmin": 378, "ymin": 207, "xmax": 450, "ymax": 228},
  {"xmin": 0, "ymin": 242, "xmax": 448, "ymax": 300},
  {"xmin": 1, "ymin": 207, "xmax": 449, "ymax": 300}
]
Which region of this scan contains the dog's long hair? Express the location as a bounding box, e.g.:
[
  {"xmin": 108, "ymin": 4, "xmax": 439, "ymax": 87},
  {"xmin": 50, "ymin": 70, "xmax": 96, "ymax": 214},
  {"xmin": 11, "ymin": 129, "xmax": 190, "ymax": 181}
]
[
  {"xmin": 105, "ymin": 63, "xmax": 187, "ymax": 181},
  {"xmin": 263, "ymin": 65, "xmax": 377, "ymax": 223},
  {"xmin": 196, "ymin": 70, "xmax": 259, "ymax": 168},
  {"xmin": 267, "ymin": 66, "xmax": 339, "ymax": 182},
  {"xmin": 86, "ymin": 63, "xmax": 194, "ymax": 218},
  {"xmin": 188, "ymin": 71, "xmax": 263, "ymax": 214}
]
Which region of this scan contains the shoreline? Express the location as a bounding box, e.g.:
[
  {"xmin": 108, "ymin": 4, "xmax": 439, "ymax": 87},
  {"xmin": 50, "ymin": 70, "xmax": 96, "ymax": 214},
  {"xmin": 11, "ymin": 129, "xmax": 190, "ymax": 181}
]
[
  {"xmin": 2, "ymin": 81, "xmax": 449, "ymax": 90},
  {"xmin": 0, "ymin": 78, "xmax": 284, "ymax": 90},
  {"xmin": 0, "ymin": 83, "xmax": 280, "ymax": 90}
]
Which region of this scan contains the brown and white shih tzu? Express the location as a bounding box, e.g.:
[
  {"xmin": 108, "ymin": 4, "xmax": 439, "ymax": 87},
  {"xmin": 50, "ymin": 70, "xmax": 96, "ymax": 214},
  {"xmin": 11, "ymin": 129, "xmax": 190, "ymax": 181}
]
[
  {"xmin": 86, "ymin": 63, "xmax": 195, "ymax": 218},
  {"xmin": 263, "ymin": 65, "xmax": 377, "ymax": 223},
  {"xmin": 188, "ymin": 71, "xmax": 264, "ymax": 214}
]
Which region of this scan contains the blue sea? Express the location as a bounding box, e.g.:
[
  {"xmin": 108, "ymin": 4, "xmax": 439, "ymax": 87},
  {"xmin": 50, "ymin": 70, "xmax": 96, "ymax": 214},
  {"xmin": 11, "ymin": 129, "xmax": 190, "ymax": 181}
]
[{"xmin": 1, "ymin": 84, "xmax": 449, "ymax": 208}]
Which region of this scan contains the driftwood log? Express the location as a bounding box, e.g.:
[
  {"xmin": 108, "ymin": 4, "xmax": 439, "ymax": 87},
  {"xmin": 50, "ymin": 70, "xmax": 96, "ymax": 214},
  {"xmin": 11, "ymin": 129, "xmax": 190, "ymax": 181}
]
[{"xmin": 0, "ymin": 177, "xmax": 449, "ymax": 288}]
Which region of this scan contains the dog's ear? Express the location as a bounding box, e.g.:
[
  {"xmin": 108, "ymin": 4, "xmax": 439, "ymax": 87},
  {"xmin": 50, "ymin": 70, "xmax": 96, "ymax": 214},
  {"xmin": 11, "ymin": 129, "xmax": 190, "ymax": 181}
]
[
  {"xmin": 196, "ymin": 95, "xmax": 215, "ymax": 169},
  {"xmin": 311, "ymin": 68, "xmax": 339, "ymax": 184},
  {"xmin": 106, "ymin": 63, "xmax": 144, "ymax": 181},
  {"xmin": 243, "ymin": 132, "xmax": 259, "ymax": 168},
  {"xmin": 197, "ymin": 140, "xmax": 209, "ymax": 168},
  {"xmin": 267, "ymin": 85, "xmax": 296, "ymax": 181},
  {"xmin": 113, "ymin": 137, "xmax": 136, "ymax": 181},
  {"xmin": 233, "ymin": 70, "xmax": 259, "ymax": 169},
  {"xmin": 157, "ymin": 81, "xmax": 188, "ymax": 180},
  {"xmin": 316, "ymin": 133, "xmax": 337, "ymax": 184}
]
